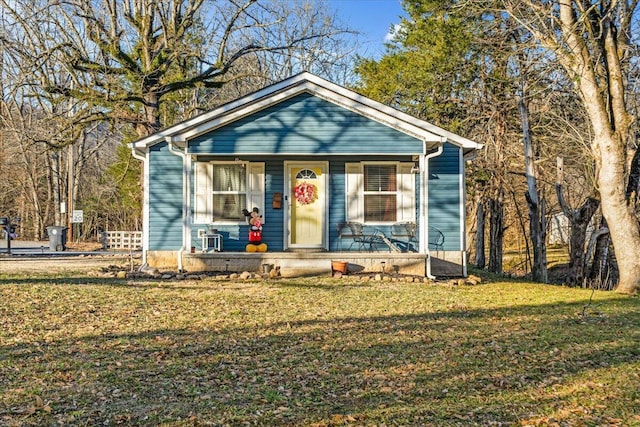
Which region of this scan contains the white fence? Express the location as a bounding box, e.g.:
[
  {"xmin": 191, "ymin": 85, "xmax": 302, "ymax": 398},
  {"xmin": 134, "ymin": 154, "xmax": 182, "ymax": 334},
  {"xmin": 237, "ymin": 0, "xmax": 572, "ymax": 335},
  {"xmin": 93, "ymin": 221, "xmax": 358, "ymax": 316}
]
[{"xmin": 104, "ymin": 231, "xmax": 142, "ymax": 250}]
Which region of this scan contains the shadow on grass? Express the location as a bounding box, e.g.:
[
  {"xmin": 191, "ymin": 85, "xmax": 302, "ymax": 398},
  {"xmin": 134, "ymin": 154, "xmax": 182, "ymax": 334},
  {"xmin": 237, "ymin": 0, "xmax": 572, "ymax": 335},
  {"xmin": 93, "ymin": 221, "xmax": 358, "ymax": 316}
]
[{"xmin": 1, "ymin": 286, "xmax": 638, "ymax": 426}]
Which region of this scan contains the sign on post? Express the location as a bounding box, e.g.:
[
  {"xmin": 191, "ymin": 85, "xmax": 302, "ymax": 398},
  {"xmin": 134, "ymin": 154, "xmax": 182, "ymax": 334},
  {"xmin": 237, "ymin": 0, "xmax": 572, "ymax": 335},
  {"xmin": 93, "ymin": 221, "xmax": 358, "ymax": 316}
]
[{"xmin": 71, "ymin": 210, "xmax": 84, "ymax": 223}]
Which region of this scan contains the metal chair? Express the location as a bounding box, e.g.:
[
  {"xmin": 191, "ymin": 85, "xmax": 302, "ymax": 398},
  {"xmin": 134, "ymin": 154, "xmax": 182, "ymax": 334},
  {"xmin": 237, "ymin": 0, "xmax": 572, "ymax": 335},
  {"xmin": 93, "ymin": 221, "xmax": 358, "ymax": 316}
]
[
  {"xmin": 391, "ymin": 222, "xmax": 418, "ymax": 252},
  {"xmin": 428, "ymin": 225, "xmax": 445, "ymax": 257},
  {"xmin": 337, "ymin": 221, "xmax": 370, "ymax": 251}
]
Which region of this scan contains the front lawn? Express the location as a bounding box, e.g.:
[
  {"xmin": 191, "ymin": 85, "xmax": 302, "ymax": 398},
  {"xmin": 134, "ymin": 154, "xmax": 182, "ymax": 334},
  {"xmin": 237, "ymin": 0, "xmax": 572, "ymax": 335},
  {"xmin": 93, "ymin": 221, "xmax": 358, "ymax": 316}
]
[{"xmin": 1, "ymin": 274, "xmax": 638, "ymax": 426}]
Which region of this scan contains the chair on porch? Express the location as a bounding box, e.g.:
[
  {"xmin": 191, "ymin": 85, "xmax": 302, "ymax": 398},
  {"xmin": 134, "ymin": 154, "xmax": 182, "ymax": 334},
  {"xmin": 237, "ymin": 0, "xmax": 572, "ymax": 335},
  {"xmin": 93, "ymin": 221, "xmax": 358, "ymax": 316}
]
[
  {"xmin": 428, "ymin": 226, "xmax": 445, "ymax": 257},
  {"xmin": 391, "ymin": 222, "xmax": 418, "ymax": 252},
  {"xmin": 337, "ymin": 221, "xmax": 375, "ymax": 251}
]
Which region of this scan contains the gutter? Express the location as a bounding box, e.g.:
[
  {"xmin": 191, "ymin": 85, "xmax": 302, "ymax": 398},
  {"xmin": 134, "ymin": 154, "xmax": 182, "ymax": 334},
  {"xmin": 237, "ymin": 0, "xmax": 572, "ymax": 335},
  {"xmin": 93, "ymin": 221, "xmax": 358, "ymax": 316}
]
[
  {"xmin": 422, "ymin": 139, "xmax": 445, "ymax": 280},
  {"xmin": 130, "ymin": 148, "xmax": 148, "ymax": 267},
  {"xmin": 166, "ymin": 137, "xmax": 188, "ymax": 272}
]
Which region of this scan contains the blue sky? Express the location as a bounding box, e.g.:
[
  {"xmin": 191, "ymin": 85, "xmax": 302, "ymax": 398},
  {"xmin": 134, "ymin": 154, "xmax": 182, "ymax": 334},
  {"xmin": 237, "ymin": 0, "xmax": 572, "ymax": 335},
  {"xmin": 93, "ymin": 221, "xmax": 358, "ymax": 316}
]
[{"xmin": 328, "ymin": 0, "xmax": 406, "ymax": 58}]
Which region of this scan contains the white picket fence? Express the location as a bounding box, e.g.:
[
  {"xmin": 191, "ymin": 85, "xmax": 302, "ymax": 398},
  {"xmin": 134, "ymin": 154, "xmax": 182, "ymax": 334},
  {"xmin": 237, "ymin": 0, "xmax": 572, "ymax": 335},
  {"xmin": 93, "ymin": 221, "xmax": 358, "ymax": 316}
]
[{"xmin": 104, "ymin": 231, "xmax": 142, "ymax": 250}]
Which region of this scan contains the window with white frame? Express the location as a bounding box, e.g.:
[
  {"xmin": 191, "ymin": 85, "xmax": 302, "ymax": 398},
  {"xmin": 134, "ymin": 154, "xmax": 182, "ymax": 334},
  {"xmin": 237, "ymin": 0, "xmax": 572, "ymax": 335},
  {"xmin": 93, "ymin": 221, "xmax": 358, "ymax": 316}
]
[
  {"xmin": 194, "ymin": 161, "xmax": 264, "ymax": 224},
  {"xmin": 346, "ymin": 161, "xmax": 415, "ymax": 224},
  {"xmin": 364, "ymin": 164, "xmax": 397, "ymax": 222},
  {"xmin": 212, "ymin": 164, "xmax": 246, "ymax": 221}
]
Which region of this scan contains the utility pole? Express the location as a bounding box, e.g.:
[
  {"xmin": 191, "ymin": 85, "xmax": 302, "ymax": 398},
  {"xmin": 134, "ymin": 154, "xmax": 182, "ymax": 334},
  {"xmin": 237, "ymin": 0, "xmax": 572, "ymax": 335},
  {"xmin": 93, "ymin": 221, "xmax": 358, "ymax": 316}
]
[
  {"xmin": 66, "ymin": 77, "xmax": 75, "ymax": 242},
  {"xmin": 67, "ymin": 143, "xmax": 73, "ymax": 242}
]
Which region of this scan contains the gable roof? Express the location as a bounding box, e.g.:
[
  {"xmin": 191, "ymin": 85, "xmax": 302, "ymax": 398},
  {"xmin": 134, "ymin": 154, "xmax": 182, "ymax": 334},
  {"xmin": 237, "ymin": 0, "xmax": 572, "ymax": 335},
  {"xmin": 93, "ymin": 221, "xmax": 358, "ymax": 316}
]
[{"xmin": 131, "ymin": 71, "xmax": 483, "ymax": 155}]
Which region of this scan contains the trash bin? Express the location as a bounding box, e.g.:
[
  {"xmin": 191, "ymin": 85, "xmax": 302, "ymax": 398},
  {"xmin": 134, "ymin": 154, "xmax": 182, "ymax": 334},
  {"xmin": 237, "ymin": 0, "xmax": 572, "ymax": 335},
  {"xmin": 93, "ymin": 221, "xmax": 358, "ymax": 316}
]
[{"xmin": 46, "ymin": 226, "xmax": 68, "ymax": 251}]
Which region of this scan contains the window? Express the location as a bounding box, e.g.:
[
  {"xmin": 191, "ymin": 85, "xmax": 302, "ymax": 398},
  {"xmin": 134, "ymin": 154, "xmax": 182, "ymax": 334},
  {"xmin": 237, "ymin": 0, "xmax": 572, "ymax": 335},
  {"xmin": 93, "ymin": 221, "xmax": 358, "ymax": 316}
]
[
  {"xmin": 212, "ymin": 164, "xmax": 246, "ymax": 221},
  {"xmin": 194, "ymin": 161, "xmax": 264, "ymax": 224},
  {"xmin": 364, "ymin": 164, "xmax": 397, "ymax": 222},
  {"xmin": 346, "ymin": 162, "xmax": 415, "ymax": 224}
]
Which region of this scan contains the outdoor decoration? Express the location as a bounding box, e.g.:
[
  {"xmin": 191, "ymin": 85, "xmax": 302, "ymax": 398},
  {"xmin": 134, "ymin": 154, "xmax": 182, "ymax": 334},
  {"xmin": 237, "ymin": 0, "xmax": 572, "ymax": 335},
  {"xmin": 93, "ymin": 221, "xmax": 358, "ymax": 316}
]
[
  {"xmin": 243, "ymin": 207, "xmax": 267, "ymax": 252},
  {"xmin": 294, "ymin": 182, "xmax": 317, "ymax": 205}
]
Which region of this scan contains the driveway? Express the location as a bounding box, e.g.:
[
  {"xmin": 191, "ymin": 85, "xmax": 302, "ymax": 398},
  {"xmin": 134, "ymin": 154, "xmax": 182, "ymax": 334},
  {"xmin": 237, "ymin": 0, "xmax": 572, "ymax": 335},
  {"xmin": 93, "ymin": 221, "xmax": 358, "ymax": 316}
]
[{"xmin": 0, "ymin": 239, "xmax": 142, "ymax": 273}]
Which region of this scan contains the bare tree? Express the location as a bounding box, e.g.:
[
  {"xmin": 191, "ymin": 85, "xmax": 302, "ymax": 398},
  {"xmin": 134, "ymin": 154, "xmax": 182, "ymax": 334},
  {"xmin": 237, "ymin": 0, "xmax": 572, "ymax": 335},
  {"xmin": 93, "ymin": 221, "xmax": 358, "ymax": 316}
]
[
  {"xmin": 501, "ymin": 0, "xmax": 640, "ymax": 294},
  {"xmin": 0, "ymin": 0, "xmax": 352, "ymax": 137},
  {"xmin": 0, "ymin": 0, "xmax": 354, "ymax": 238}
]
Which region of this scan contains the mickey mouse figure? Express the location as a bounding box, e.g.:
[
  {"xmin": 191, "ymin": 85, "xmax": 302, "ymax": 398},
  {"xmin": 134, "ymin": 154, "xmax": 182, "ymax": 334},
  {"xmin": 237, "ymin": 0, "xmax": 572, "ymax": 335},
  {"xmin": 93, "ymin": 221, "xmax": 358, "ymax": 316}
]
[{"xmin": 242, "ymin": 207, "xmax": 267, "ymax": 252}]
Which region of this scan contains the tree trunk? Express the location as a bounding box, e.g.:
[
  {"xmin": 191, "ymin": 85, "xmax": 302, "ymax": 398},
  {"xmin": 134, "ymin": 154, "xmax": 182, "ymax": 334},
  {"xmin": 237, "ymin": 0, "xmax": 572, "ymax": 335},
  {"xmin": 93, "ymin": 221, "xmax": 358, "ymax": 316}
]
[
  {"xmin": 556, "ymin": 2, "xmax": 640, "ymax": 294},
  {"xmin": 525, "ymin": 193, "xmax": 547, "ymax": 282},
  {"xmin": 588, "ymin": 218, "xmax": 618, "ymax": 290},
  {"xmin": 140, "ymin": 90, "xmax": 161, "ymax": 137},
  {"xmin": 475, "ymin": 201, "xmax": 486, "ymax": 268},
  {"xmin": 488, "ymin": 191, "xmax": 504, "ymax": 274},
  {"xmin": 556, "ymin": 182, "xmax": 600, "ymax": 286},
  {"xmin": 596, "ymin": 135, "xmax": 640, "ymax": 294},
  {"xmin": 520, "ymin": 90, "xmax": 547, "ymax": 283}
]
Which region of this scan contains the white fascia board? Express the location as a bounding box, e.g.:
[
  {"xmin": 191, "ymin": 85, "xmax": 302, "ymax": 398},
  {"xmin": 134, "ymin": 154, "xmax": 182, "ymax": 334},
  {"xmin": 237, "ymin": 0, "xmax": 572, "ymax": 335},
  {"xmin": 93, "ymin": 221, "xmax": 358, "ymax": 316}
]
[{"xmin": 131, "ymin": 71, "xmax": 483, "ymax": 152}]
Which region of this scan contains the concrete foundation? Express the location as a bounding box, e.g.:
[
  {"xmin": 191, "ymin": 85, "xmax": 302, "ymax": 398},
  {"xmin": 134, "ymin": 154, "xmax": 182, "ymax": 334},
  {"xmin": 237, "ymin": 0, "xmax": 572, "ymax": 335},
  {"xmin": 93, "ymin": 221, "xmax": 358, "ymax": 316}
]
[{"xmin": 146, "ymin": 251, "xmax": 429, "ymax": 277}]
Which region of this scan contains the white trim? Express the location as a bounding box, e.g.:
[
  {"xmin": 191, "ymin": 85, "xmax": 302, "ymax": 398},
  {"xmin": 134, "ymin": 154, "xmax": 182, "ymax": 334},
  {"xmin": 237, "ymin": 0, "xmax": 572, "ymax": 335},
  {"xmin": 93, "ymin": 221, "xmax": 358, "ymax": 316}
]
[
  {"xmin": 188, "ymin": 151, "xmax": 427, "ymax": 156},
  {"xmin": 345, "ymin": 162, "xmax": 363, "ymax": 223},
  {"xmin": 131, "ymin": 72, "xmax": 483, "ymax": 153},
  {"xmin": 346, "ymin": 161, "xmax": 416, "ymax": 225},
  {"xmin": 200, "ymin": 160, "xmax": 257, "ymax": 225},
  {"xmin": 193, "ymin": 161, "xmax": 213, "ymax": 224},
  {"xmin": 284, "ymin": 161, "xmax": 329, "ymax": 250}
]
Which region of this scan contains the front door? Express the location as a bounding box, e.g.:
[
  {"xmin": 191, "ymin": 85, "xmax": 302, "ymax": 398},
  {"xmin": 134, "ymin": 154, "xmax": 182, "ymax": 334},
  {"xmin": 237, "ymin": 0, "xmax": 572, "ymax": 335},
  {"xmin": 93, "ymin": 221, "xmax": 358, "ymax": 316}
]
[{"xmin": 286, "ymin": 162, "xmax": 327, "ymax": 250}]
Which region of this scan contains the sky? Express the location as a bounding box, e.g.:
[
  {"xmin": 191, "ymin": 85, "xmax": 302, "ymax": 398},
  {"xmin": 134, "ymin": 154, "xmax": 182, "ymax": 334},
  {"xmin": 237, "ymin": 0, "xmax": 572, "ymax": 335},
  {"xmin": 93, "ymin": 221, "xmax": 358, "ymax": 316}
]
[{"xmin": 328, "ymin": 0, "xmax": 406, "ymax": 58}]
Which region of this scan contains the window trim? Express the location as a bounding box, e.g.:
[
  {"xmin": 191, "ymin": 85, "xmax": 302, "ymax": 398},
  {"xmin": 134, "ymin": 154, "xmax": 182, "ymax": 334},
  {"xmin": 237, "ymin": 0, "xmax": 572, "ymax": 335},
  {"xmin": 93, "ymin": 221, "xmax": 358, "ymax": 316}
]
[
  {"xmin": 363, "ymin": 162, "xmax": 399, "ymax": 224},
  {"xmin": 346, "ymin": 161, "xmax": 415, "ymax": 225},
  {"xmin": 210, "ymin": 161, "xmax": 249, "ymax": 224},
  {"xmin": 194, "ymin": 160, "xmax": 265, "ymax": 225}
]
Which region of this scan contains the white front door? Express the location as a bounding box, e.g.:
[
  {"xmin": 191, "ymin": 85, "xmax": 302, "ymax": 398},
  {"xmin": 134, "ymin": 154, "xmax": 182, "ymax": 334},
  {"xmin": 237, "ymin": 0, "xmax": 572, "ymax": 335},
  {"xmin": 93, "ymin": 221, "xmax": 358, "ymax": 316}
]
[{"xmin": 286, "ymin": 162, "xmax": 328, "ymax": 250}]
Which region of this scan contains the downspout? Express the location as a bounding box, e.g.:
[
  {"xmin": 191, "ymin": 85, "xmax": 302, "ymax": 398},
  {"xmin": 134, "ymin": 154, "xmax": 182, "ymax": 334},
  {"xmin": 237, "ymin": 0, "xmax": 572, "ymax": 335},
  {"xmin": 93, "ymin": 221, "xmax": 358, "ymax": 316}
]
[
  {"xmin": 459, "ymin": 148, "xmax": 468, "ymax": 277},
  {"xmin": 166, "ymin": 137, "xmax": 188, "ymax": 272},
  {"xmin": 131, "ymin": 147, "xmax": 148, "ymax": 267},
  {"xmin": 422, "ymin": 139, "xmax": 445, "ymax": 279}
]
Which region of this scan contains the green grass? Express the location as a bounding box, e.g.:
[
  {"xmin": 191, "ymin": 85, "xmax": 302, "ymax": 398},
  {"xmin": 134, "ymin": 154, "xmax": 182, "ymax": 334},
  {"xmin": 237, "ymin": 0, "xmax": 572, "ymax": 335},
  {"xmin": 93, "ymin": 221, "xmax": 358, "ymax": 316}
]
[{"xmin": 1, "ymin": 273, "xmax": 638, "ymax": 426}]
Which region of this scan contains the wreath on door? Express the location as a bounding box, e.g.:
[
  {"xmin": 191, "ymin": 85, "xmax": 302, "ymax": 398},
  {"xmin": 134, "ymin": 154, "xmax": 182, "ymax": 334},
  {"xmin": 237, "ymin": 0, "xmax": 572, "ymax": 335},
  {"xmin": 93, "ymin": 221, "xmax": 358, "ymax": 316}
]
[{"xmin": 294, "ymin": 182, "xmax": 317, "ymax": 205}]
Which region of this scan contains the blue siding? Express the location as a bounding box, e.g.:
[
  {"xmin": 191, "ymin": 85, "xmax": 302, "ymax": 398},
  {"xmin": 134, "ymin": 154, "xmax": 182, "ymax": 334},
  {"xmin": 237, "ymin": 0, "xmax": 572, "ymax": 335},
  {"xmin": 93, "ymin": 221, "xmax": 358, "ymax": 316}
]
[
  {"xmin": 428, "ymin": 143, "xmax": 461, "ymax": 251},
  {"xmin": 149, "ymin": 142, "xmax": 184, "ymax": 250},
  {"xmin": 189, "ymin": 93, "xmax": 423, "ymax": 155},
  {"xmin": 328, "ymin": 160, "xmax": 346, "ymax": 251},
  {"xmin": 148, "ymin": 146, "xmax": 460, "ymax": 253}
]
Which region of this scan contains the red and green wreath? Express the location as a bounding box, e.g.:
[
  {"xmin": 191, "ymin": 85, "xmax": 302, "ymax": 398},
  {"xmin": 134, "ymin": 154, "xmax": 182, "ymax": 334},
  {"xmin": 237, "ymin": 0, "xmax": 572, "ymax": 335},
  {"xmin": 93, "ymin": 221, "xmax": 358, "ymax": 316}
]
[{"xmin": 294, "ymin": 182, "xmax": 317, "ymax": 205}]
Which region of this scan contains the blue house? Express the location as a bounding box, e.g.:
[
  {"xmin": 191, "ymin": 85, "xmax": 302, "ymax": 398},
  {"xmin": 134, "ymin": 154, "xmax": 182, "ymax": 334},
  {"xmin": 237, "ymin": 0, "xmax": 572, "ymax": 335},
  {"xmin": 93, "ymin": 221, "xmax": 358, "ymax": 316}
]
[{"xmin": 130, "ymin": 72, "xmax": 483, "ymax": 277}]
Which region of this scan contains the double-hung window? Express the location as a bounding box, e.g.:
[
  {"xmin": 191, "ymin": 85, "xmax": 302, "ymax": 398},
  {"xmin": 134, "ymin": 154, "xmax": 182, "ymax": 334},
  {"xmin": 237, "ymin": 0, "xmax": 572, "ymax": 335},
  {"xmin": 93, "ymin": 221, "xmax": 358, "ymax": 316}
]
[
  {"xmin": 211, "ymin": 164, "xmax": 246, "ymax": 221},
  {"xmin": 194, "ymin": 161, "xmax": 264, "ymax": 224},
  {"xmin": 364, "ymin": 164, "xmax": 397, "ymax": 222},
  {"xmin": 346, "ymin": 161, "xmax": 415, "ymax": 224}
]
